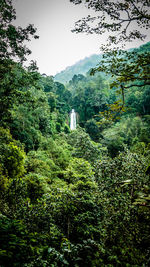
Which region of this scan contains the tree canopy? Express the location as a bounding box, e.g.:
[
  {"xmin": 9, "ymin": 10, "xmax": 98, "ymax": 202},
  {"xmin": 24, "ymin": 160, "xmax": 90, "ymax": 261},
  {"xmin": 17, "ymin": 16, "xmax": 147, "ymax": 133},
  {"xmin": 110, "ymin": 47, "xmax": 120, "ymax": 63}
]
[
  {"xmin": 0, "ymin": 1, "xmax": 150, "ymax": 266},
  {"xmin": 70, "ymin": 0, "xmax": 150, "ymax": 46},
  {"xmin": 70, "ymin": 0, "xmax": 150, "ymax": 104},
  {"xmin": 0, "ymin": 0, "xmax": 39, "ymax": 62}
]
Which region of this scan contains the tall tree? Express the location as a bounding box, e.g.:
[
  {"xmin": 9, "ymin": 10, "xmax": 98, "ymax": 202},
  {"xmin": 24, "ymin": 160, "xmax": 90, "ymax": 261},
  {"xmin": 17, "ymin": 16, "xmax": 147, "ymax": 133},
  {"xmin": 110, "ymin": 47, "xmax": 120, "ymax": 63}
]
[
  {"xmin": 70, "ymin": 0, "xmax": 150, "ymax": 104},
  {"xmin": 70, "ymin": 0, "xmax": 150, "ymax": 46},
  {"xmin": 0, "ymin": 0, "xmax": 39, "ymax": 125},
  {"xmin": 0, "ymin": 0, "xmax": 38, "ymax": 62}
]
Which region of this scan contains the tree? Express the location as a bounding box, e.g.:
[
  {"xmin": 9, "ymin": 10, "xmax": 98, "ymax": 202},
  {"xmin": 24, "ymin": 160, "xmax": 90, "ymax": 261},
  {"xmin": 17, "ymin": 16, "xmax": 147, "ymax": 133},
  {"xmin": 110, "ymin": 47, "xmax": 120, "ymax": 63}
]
[
  {"xmin": 0, "ymin": 62, "xmax": 40, "ymax": 127},
  {"xmin": 0, "ymin": 0, "xmax": 39, "ymax": 127},
  {"xmin": 70, "ymin": 0, "xmax": 150, "ymax": 46},
  {"xmin": 0, "ymin": 0, "xmax": 38, "ymax": 62},
  {"xmin": 70, "ymin": 0, "xmax": 150, "ymax": 104},
  {"xmin": 0, "ymin": 127, "xmax": 25, "ymax": 179},
  {"xmin": 94, "ymin": 149, "xmax": 150, "ymax": 265},
  {"xmin": 67, "ymin": 127, "xmax": 105, "ymax": 163},
  {"xmin": 91, "ymin": 43, "xmax": 150, "ymax": 104},
  {"xmin": 67, "ymin": 72, "xmax": 110, "ymax": 125}
]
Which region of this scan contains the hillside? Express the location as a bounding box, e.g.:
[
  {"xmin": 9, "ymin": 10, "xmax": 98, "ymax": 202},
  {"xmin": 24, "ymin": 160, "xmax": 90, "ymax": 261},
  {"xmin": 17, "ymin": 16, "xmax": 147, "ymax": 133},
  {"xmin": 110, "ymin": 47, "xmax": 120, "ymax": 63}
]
[
  {"xmin": 54, "ymin": 42, "xmax": 150, "ymax": 84},
  {"xmin": 54, "ymin": 53, "xmax": 102, "ymax": 84}
]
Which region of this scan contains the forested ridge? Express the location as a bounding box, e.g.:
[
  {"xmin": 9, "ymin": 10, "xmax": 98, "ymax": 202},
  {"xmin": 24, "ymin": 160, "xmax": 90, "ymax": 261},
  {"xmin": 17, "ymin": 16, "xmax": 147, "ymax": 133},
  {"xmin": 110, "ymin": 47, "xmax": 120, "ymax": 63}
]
[
  {"xmin": 54, "ymin": 54, "xmax": 102, "ymax": 84},
  {"xmin": 0, "ymin": 0, "xmax": 150, "ymax": 266}
]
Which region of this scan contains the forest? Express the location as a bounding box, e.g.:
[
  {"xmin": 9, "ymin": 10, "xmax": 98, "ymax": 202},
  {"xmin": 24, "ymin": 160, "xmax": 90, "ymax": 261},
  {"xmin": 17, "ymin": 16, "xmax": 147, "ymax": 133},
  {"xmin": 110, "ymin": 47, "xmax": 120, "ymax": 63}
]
[{"xmin": 0, "ymin": 0, "xmax": 150, "ymax": 266}]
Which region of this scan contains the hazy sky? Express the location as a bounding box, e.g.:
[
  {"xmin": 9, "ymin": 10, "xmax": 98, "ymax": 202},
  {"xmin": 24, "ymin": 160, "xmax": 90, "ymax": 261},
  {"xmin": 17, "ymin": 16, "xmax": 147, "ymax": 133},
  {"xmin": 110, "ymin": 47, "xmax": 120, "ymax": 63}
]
[{"xmin": 13, "ymin": 0, "xmax": 149, "ymax": 76}]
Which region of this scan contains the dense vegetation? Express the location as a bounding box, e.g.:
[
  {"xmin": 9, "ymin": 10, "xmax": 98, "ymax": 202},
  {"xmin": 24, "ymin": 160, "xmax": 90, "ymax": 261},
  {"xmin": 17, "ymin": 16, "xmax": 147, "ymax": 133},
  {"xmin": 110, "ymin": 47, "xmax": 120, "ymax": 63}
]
[
  {"xmin": 0, "ymin": 0, "xmax": 150, "ymax": 266},
  {"xmin": 54, "ymin": 54, "xmax": 102, "ymax": 84}
]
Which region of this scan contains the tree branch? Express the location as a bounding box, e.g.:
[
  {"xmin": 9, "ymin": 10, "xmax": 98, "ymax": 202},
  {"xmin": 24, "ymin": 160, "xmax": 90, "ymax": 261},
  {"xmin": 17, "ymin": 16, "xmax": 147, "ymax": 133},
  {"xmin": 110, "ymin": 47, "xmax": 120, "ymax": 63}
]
[{"xmin": 124, "ymin": 82, "xmax": 150, "ymax": 89}]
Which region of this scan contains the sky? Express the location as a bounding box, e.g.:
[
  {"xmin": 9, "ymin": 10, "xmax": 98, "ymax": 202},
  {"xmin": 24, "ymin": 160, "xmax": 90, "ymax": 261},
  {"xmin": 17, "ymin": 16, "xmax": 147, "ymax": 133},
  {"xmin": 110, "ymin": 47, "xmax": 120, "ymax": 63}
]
[{"xmin": 13, "ymin": 0, "xmax": 150, "ymax": 76}]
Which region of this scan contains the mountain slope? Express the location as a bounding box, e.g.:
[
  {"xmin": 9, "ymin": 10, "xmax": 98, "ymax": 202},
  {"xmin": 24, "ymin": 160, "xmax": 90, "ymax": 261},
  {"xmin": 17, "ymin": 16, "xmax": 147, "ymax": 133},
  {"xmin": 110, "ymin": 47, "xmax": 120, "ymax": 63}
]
[
  {"xmin": 54, "ymin": 42, "xmax": 150, "ymax": 85},
  {"xmin": 54, "ymin": 54, "xmax": 102, "ymax": 84}
]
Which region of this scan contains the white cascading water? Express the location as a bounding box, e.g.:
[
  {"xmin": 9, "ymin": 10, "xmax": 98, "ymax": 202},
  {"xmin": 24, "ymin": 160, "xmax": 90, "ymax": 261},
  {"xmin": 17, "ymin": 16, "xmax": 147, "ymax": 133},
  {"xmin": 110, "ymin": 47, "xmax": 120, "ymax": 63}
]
[{"xmin": 70, "ymin": 109, "xmax": 76, "ymax": 130}]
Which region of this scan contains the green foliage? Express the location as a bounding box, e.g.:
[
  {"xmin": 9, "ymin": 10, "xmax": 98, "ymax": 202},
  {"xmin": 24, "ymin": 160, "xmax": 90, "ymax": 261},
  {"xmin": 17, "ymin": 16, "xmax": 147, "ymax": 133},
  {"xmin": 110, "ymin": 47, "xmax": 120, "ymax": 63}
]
[
  {"xmin": 67, "ymin": 127, "xmax": 105, "ymax": 163},
  {"xmin": 70, "ymin": 1, "xmax": 150, "ymax": 45},
  {"xmin": 92, "ymin": 45, "xmax": 150, "ymax": 102},
  {"xmin": 64, "ymin": 157, "xmax": 94, "ymax": 183},
  {"xmin": 0, "ymin": 127, "xmax": 25, "ymax": 179},
  {"xmin": 0, "ymin": 215, "xmax": 31, "ymax": 266},
  {"xmin": 0, "ymin": 1, "xmax": 150, "ymax": 266},
  {"xmin": 24, "ymin": 173, "xmax": 50, "ymax": 202},
  {"xmin": 94, "ymin": 150, "xmax": 150, "ymax": 265},
  {"xmin": 64, "ymin": 124, "xmax": 70, "ymax": 134},
  {"xmin": 47, "ymin": 92, "xmax": 56, "ymax": 112},
  {"xmin": 25, "ymin": 137, "xmax": 72, "ymax": 185},
  {"xmin": 0, "ymin": 61, "xmax": 25, "ymax": 124},
  {"xmin": 85, "ymin": 119, "xmax": 101, "ymax": 141},
  {"xmin": 101, "ymin": 115, "xmax": 150, "ymax": 157},
  {"xmin": 70, "ymin": 0, "xmax": 150, "ymax": 117},
  {"xmin": 126, "ymin": 84, "xmax": 150, "ymax": 115},
  {"xmin": 67, "ymin": 72, "xmax": 110, "ymax": 126},
  {"xmin": 97, "ymin": 100, "xmax": 126, "ymax": 126},
  {"xmin": 0, "ymin": 164, "xmax": 9, "ymax": 191},
  {"xmin": 0, "ymin": 0, "xmax": 38, "ymax": 62},
  {"xmin": 54, "ymin": 54, "xmax": 102, "ymax": 84},
  {"xmin": 9, "ymin": 81, "xmax": 53, "ymax": 151}
]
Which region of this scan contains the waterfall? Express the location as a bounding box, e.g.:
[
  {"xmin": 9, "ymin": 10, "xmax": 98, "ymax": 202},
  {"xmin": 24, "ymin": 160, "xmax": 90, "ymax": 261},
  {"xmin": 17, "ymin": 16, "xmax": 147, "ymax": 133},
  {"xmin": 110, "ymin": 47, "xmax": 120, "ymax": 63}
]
[{"xmin": 70, "ymin": 109, "xmax": 76, "ymax": 130}]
